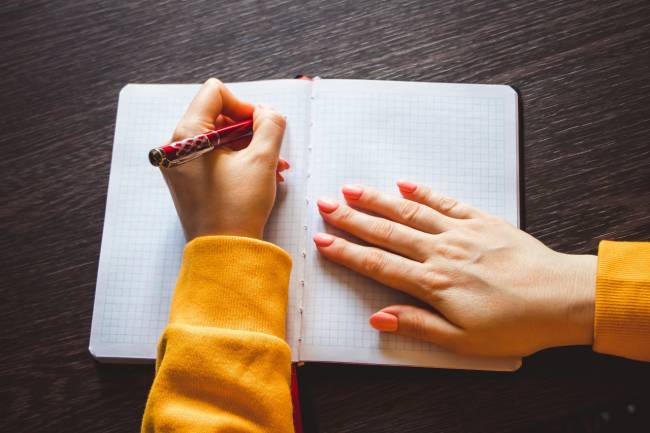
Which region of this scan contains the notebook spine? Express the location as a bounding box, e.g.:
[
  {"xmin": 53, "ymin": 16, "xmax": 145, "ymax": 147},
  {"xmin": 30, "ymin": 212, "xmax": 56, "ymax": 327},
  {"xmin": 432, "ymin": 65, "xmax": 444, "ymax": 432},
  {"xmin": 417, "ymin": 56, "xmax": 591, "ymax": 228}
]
[{"xmin": 295, "ymin": 77, "xmax": 319, "ymax": 361}]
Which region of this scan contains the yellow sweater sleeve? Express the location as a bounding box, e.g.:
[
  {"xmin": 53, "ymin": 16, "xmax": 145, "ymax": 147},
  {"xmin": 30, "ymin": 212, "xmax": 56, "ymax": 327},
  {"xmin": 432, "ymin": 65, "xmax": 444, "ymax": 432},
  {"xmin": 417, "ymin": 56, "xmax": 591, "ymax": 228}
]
[
  {"xmin": 141, "ymin": 236, "xmax": 294, "ymax": 432},
  {"xmin": 594, "ymin": 240, "xmax": 650, "ymax": 361}
]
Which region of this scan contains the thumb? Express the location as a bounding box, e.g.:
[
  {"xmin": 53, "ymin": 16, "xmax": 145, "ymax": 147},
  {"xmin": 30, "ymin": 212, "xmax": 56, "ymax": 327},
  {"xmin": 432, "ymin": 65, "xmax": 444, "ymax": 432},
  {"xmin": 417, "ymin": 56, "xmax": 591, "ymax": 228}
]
[
  {"xmin": 369, "ymin": 305, "xmax": 464, "ymax": 350},
  {"xmin": 246, "ymin": 104, "xmax": 286, "ymax": 161}
]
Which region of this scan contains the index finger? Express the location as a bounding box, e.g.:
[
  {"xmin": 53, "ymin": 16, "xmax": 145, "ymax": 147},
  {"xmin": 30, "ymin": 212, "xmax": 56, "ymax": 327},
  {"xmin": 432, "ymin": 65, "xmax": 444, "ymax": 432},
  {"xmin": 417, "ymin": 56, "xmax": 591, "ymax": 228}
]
[{"xmin": 182, "ymin": 78, "xmax": 254, "ymax": 127}]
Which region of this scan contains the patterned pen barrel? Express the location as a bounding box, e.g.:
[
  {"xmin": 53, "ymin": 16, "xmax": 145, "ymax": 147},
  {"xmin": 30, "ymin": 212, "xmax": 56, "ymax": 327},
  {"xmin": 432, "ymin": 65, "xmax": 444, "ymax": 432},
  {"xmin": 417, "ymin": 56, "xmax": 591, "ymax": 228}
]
[{"xmin": 148, "ymin": 119, "xmax": 253, "ymax": 168}]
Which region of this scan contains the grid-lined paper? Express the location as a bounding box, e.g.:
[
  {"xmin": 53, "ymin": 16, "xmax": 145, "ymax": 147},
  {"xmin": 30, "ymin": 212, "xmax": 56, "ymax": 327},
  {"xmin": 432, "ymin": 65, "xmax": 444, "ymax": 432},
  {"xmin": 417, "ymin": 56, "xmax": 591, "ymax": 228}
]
[
  {"xmin": 90, "ymin": 80, "xmax": 311, "ymax": 361},
  {"xmin": 301, "ymin": 80, "xmax": 520, "ymax": 370},
  {"xmin": 91, "ymin": 79, "xmax": 521, "ymax": 371}
]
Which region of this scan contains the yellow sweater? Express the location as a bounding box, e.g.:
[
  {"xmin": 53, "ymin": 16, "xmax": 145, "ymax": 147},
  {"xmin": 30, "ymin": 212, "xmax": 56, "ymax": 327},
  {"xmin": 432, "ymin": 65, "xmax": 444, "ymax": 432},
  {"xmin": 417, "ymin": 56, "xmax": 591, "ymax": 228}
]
[
  {"xmin": 141, "ymin": 237, "xmax": 294, "ymax": 432},
  {"xmin": 594, "ymin": 241, "xmax": 650, "ymax": 360},
  {"xmin": 142, "ymin": 238, "xmax": 650, "ymax": 432}
]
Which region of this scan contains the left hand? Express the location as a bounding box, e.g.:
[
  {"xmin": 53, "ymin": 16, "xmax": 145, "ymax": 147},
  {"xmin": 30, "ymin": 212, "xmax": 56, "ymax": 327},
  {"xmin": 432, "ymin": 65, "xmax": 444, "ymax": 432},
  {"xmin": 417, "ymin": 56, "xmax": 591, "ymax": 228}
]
[{"xmin": 312, "ymin": 181, "xmax": 596, "ymax": 357}]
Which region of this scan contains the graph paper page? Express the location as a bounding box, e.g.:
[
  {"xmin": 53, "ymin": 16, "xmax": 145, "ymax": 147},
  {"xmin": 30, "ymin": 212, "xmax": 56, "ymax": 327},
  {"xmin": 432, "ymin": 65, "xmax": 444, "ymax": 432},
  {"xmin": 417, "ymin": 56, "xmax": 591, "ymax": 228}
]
[
  {"xmin": 90, "ymin": 80, "xmax": 311, "ymax": 361},
  {"xmin": 301, "ymin": 79, "xmax": 521, "ymax": 370}
]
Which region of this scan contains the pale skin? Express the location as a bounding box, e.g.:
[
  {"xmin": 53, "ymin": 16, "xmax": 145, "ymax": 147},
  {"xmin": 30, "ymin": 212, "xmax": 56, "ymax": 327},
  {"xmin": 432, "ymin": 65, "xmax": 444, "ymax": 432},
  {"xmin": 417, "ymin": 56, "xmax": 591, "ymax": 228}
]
[
  {"xmin": 165, "ymin": 78, "xmax": 598, "ymax": 359},
  {"xmin": 313, "ymin": 183, "xmax": 597, "ymax": 357},
  {"xmin": 162, "ymin": 78, "xmax": 288, "ymax": 240}
]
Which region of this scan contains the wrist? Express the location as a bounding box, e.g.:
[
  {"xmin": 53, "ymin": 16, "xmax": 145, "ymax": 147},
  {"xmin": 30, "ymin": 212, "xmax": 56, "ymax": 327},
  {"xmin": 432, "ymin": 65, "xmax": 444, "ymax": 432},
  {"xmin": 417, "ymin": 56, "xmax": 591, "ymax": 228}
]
[
  {"xmin": 183, "ymin": 217, "xmax": 265, "ymax": 241},
  {"xmin": 556, "ymin": 253, "xmax": 597, "ymax": 347},
  {"xmin": 187, "ymin": 226, "xmax": 264, "ymax": 241}
]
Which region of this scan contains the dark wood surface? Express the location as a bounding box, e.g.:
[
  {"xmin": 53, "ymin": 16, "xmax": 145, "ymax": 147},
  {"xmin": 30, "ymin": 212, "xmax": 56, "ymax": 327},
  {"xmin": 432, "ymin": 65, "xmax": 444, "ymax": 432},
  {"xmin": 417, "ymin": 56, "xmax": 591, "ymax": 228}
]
[{"xmin": 1, "ymin": 0, "xmax": 649, "ymax": 432}]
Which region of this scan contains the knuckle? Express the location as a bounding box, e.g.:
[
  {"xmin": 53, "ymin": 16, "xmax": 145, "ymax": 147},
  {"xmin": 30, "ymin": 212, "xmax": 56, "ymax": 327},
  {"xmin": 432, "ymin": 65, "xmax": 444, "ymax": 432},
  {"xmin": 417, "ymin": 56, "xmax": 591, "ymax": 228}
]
[
  {"xmin": 271, "ymin": 111, "xmax": 287, "ymax": 129},
  {"xmin": 438, "ymin": 195, "xmax": 458, "ymax": 212},
  {"xmin": 431, "ymin": 240, "xmax": 461, "ymax": 261},
  {"xmin": 445, "ymin": 245, "xmax": 466, "ymax": 260},
  {"xmin": 204, "ymin": 77, "xmax": 224, "ymax": 89},
  {"xmin": 415, "ymin": 185, "xmax": 429, "ymax": 198},
  {"xmin": 369, "ymin": 219, "xmax": 394, "ymax": 242},
  {"xmin": 360, "ymin": 248, "xmax": 387, "ymax": 275},
  {"xmin": 485, "ymin": 214, "xmax": 506, "ymax": 226},
  {"xmin": 467, "ymin": 214, "xmax": 503, "ymax": 231},
  {"xmin": 408, "ymin": 313, "xmax": 428, "ymax": 340},
  {"xmin": 416, "ymin": 269, "xmax": 450, "ymax": 294},
  {"xmin": 464, "ymin": 218, "xmax": 484, "ymax": 232},
  {"xmin": 258, "ymin": 109, "xmax": 286, "ymax": 129},
  {"xmin": 327, "ymin": 238, "xmax": 345, "ymax": 257},
  {"xmin": 361, "ymin": 188, "xmax": 378, "ymax": 204},
  {"xmin": 336, "ymin": 206, "xmax": 354, "ymax": 224},
  {"xmin": 420, "ymin": 187, "xmax": 435, "ymax": 203},
  {"xmin": 442, "ymin": 231, "xmax": 470, "ymax": 248},
  {"xmin": 398, "ymin": 200, "xmax": 422, "ymax": 224}
]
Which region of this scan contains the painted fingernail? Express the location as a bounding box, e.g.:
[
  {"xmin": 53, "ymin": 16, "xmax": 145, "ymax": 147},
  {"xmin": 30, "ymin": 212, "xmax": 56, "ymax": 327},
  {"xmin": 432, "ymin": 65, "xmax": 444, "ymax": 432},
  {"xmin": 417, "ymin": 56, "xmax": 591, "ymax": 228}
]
[
  {"xmin": 396, "ymin": 179, "xmax": 417, "ymax": 193},
  {"xmin": 313, "ymin": 233, "xmax": 335, "ymax": 247},
  {"xmin": 342, "ymin": 184, "xmax": 364, "ymax": 200},
  {"xmin": 278, "ymin": 158, "xmax": 290, "ymax": 170},
  {"xmin": 369, "ymin": 312, "xmax": 398, "ymax": 332},
  {"xmin": 317, "ymin": 198, "xmax": 339, "ymax": 213}
]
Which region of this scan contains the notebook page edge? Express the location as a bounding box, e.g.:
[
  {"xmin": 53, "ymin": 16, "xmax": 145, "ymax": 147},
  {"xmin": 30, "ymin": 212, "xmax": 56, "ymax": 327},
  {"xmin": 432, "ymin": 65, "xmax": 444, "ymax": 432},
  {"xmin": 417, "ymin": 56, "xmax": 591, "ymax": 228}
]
[
  {"xmin": 300, "ymin": 344, "xmax": 522, "ymax": 371},
  {"xmin": 89, "ymin": 83, "xmax": 198, "ymax": 361},
  {"xmin": 319, "ymin": 78, "xmax": 519, "ymax": 98}
]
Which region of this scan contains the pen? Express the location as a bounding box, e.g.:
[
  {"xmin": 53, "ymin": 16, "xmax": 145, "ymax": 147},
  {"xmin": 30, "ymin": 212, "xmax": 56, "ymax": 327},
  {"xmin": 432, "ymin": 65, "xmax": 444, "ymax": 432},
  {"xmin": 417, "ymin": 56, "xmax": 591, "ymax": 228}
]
[{"xmin": 148, "ymin": 119, "xmax": 253, "ymax": 168}]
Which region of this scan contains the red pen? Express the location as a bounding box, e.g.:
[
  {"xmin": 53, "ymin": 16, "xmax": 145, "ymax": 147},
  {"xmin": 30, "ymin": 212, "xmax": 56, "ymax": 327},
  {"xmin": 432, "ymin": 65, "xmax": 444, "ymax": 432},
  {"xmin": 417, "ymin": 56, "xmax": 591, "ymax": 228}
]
[{"xmin": 148, "ymin": 119, "xmax": 253, "ymax": 168}]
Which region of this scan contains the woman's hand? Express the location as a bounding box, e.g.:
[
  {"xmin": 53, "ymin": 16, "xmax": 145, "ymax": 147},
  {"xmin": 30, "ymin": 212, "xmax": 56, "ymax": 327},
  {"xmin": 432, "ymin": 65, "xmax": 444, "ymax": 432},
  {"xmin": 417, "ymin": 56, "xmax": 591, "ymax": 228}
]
[
  {"xmin": 162, "ymin": 78, "xmax": 288, "ymax": 240},
  {"xmin": 313, "ymin": 181, "xmax": 597, "ymax": 357}
]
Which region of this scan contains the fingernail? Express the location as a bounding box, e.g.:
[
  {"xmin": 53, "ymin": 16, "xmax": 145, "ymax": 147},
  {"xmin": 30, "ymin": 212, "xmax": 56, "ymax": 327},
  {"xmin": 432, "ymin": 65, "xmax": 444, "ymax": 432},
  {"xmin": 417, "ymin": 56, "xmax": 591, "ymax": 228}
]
[
  {"xmin": 341, "ymin": 184, "xmax": 364, "ymax": 200},
  {"xmin": 369, "ymin": 312, "xmax": 398, "ymax": 332},
  {"xmin": 278, "ymin": 158, "xmax": 290, "ymax": 170},
  {"xmin": 317, "ymin": 198, "xmax": 339, "ymax": 213},
  {"xmin": 256, "ymin": 103, "xmax": 275, "ymax": 111},
  {"xmin": 313, "ymin": 233, "xmax": 335, "ymax": 247},
  {"xmin": 396, "ymin": 179, "xmax": 417, "ymax": 193}
]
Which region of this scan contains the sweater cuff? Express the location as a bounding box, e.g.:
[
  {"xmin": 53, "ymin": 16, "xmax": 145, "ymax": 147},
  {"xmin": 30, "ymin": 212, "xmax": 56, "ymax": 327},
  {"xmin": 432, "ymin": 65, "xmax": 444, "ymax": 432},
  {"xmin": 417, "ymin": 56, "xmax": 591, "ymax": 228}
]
[
  {"xmin": 593, "ymin": 240, "xmax": 650, "ymax": 361},
  {"xmin": 168, "ymin": 236, "xmax": 292, "ymax": 340}
]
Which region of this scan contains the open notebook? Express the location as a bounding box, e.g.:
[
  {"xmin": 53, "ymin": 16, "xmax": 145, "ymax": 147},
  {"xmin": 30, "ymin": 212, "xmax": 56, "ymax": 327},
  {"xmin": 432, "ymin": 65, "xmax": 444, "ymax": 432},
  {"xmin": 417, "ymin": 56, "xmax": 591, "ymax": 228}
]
[{"xmin": 90, "ymin": 79, "xmax": 521, "ymax": 371}]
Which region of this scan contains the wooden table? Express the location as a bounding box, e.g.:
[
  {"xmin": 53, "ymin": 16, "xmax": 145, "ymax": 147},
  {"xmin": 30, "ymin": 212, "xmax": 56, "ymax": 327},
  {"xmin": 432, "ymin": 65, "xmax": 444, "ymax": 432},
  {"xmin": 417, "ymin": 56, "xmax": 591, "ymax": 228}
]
[{"xmin": 2, "ymin": 1, "xmax": 649, "ymax": 431}]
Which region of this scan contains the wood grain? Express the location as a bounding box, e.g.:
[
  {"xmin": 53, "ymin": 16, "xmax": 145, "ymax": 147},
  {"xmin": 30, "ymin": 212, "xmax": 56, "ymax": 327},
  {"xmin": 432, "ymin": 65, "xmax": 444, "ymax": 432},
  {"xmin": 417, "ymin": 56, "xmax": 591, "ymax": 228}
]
[{"xmin": 1, "ymin": 0, "xmax": 649, "ymax": 432}]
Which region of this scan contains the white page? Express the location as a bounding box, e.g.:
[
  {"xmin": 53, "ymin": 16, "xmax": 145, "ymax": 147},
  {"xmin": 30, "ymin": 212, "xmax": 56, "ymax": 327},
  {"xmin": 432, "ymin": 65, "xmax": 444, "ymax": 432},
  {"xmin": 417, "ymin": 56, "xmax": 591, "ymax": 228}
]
[
  {"xmin": 90, "ymin": 80, "xmax": 311, "ymax": 361},
  {"xmin": 301, "ymin": 79, "xmax": 521, "ymax": 370}
]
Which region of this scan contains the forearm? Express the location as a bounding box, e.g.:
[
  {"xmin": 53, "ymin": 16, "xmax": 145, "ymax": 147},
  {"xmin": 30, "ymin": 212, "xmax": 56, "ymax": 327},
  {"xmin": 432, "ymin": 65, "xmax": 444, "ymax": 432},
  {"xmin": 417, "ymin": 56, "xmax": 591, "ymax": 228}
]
[{"xmin": 141, "ymin": 236, "xmax": 294, "ymax": 432}]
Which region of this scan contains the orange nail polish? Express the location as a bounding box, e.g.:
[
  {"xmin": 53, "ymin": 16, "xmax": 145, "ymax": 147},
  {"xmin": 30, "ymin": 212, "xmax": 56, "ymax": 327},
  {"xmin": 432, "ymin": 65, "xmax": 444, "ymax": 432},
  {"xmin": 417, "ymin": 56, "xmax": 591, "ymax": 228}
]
[
  {"xmin": 396, "ymin": 179, "xmax": 417, "ymax": 193},
  {"xmin": 317, "ymin": 198, "xmax": 339, "ymax": 213},
  {"xmin": 313, "ymin": 233, "xmax": 335, "ymax": 247},
  {"xmin": 342, "ymin": 185, "xmax": 363, "ymax": 200},
  {"xmin": 369, "ymin": 312, "xmax": 398, "ymax": 332}
]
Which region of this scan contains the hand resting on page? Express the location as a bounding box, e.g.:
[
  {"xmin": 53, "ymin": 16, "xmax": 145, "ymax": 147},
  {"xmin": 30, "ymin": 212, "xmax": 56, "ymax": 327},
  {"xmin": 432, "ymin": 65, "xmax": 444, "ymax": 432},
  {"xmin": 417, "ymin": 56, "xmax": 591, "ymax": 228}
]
[{"xmin": 313, "ymin": 181, "xmax": 597, "ymax": 357}]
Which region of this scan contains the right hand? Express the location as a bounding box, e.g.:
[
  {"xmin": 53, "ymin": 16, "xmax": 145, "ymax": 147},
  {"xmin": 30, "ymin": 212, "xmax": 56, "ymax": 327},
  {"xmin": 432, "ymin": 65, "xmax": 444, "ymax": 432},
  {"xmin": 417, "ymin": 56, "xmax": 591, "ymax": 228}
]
[
  {"xmin": 313, "ymin": 181, "xmax": 597, "ymax": 357},
  {"xmin": 162, "ymin": 78, "xmax": 289, "ymax": 241}
]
